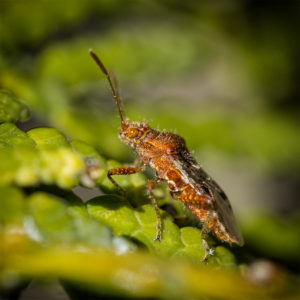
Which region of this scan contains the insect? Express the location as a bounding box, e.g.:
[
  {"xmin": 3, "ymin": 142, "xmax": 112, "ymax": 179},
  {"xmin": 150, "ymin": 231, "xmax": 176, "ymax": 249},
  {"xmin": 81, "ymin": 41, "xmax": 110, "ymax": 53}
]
[{"xmin": 89, "ymin": 49, "xmax": 244, "ymax": 257}]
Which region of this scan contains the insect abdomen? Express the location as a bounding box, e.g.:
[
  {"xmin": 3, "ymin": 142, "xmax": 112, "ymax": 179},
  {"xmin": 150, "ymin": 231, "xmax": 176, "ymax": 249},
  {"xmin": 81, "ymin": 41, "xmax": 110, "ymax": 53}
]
[
  {"xmin": 150, "ymin": 155, "xmax": 241, "ymax": 245},
  {"xmin": 185, "ymin": 203, "xmax": 239, "ymax": 244},
  {"xmin": 150, "ymin": 155, "xmax": 212, "ymax": 206}
]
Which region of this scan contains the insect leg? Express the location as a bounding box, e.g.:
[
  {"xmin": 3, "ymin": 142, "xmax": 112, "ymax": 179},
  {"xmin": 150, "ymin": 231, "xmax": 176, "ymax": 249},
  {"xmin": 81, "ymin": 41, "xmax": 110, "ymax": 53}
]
[
  {"xmin": 200, "ymin": 183, "xmax": 216, "ymax": 262},
  {"xmin": 133, "ymin": 157, "xmax": 143, "ymax": 168},
  {"xmin": 108, "ymin": 166, "xmax": 145, "ymax": 196},
  {"xmin": 147, "ymin": 180, "xmax": 162, "ymax": 241},
  {"xmin": 201, "ymin": 215, "xmax": 212, "ymax": 262}
]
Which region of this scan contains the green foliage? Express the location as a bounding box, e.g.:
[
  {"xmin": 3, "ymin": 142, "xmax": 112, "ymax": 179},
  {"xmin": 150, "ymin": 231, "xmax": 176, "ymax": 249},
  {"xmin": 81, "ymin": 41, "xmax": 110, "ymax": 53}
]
[
  {"xmin": 0, "ymin": 187, "xmax": 297, "ymax": 299},
  {"xmin": 87, "ymin": 196, "xmax": 209, "ymax": 261},
  {"xmin": 0, "ymin": 92, "xmax": 299, "ymax": 300},
  {"xmin": 0, "ymin": 122, "xmax": 105, "ymax": 188},
  {"xmin": 0, "ymin": 90, "xmax": 30, "ymax": 123}
]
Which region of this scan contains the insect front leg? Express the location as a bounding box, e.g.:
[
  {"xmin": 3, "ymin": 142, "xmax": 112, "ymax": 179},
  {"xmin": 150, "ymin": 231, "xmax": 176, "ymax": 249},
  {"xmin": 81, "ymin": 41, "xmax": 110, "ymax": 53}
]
[
  {"xmin": 107, "ymin": 165, "xmax": 145, "ymax": 196},
  {"xmin": 147, "ymin": 180, "xmax": 162, "ymax": 242}
]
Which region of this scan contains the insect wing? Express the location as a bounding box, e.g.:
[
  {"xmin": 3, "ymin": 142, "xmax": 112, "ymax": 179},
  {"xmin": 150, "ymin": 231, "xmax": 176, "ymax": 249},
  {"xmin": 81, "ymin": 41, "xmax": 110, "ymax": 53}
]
[
  {"xmin": 174, "ymin": 153, "xmax": 244, "ymax": 246},
  {"xmin": 207, "ymin": 176, "xmax": 244, "ymax": 245}
]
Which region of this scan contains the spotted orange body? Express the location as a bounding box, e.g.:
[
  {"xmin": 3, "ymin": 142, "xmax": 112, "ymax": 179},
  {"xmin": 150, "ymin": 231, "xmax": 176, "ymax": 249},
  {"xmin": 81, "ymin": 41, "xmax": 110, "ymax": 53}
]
[{"xmin": 89, "ymin": 50, "xmax": 244, "ymax": 250}]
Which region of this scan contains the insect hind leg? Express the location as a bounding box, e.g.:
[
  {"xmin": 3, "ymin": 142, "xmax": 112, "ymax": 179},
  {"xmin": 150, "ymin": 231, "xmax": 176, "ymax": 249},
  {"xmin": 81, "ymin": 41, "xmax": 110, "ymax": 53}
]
[
  {"xmin": 201, "ymin": 217, "xmax": 212, "ymax": 262},
  {"xmin": 200, "ymin": 183, "xmax": 215, "ymax": 262},
  {"xmin": 147, "ymin": 180, "xmax": 162, "ymax": 241}
]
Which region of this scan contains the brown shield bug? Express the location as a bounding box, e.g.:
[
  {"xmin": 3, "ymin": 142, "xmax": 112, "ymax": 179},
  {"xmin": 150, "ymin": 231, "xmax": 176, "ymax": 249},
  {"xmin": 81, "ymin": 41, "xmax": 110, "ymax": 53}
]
[{"xmin": 89, "ymin": 49, "xmax": 244, "ymax": 258}]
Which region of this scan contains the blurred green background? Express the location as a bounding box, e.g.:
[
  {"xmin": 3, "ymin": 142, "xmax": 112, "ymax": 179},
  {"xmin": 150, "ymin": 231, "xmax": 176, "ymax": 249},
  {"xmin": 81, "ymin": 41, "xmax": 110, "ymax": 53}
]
[{"xmin": 1, "ymin": 1, "xmax": 300, "ymax": 299}]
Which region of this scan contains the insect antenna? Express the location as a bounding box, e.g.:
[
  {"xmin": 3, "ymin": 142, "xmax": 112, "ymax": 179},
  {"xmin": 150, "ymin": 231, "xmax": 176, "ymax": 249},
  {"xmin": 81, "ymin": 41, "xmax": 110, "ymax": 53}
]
[{"xmin": 89, "ymin": 49, "xmax": 127, "ymax": 125}]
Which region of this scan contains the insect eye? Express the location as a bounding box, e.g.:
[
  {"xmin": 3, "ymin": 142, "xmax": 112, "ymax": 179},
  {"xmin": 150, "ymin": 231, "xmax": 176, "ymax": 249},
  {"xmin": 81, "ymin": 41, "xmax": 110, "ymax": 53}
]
[{"xmin": 128, "ymin": 128, "xmax": 139, "ymax": 138}]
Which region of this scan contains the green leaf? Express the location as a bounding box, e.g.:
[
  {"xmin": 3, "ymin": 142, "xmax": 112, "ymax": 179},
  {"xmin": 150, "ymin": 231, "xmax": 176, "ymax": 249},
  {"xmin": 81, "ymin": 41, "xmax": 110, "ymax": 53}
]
[
  {"xmin": 1, "ymin": 246, "xmax": 297, "ymax": 300},
  {"xmin": 0, "ymin": 123, "xmax": 35, "ymax": 149},
  {"xmin": 0, "ymin": 125, "xmax": 108, "ymax": 188},
  {"xmin": 87, "ymin": 195, "xmax": 140, "ymax": 237},
  {"xmin": 70, "ymin": 139, "xmax": 103, "ymax": 161},
  {"xmin": 86, "ymin": 195, "xmax": 235, "ymax": 264},
  {"xmin": 0, "ymin": 189, "xmax": 115, "ymax": 249},
  {"xmin": 38, "ymin": 148, "xmax": 84, "ymax": 188},
  {"xmin": 27, "ymin": 192, "xmax": 76, "ymax": 244},
  {"xmin": 0, "ymin": 186, "xmax": 25, "ymax": 225},
  {"xmin": 0, "ymin": 90, "xmax": 30, "ymax": 123},
  {"xmin": 27, "ymin": 127, "xmax": 69, "ymax": 149},
  {"xmin": 172, "ymin": 227, "xmax": 206, "ymax": 262}
]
